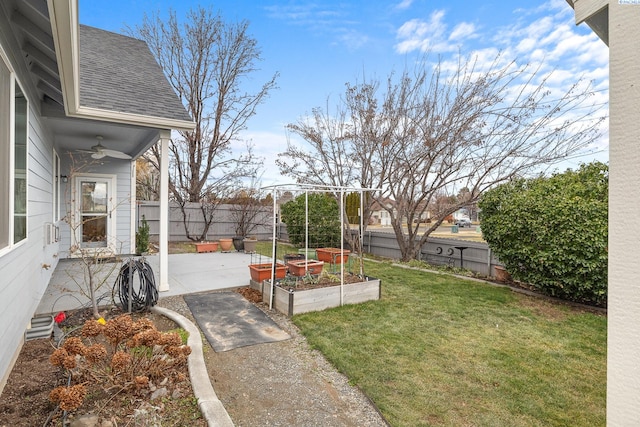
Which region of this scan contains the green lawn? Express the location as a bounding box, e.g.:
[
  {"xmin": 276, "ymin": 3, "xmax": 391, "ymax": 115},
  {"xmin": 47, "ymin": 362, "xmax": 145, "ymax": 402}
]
[{"xmin": 292, "ymin": 261, "xmax": 606, "ymax": 427}]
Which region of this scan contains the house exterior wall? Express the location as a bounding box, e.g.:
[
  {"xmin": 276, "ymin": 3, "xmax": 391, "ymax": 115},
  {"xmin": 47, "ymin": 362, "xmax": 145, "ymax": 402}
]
[
  {"xmin": 0, "ymin": 77, "xmax": 60, "ymax": 391},
  {"xmin": 606, "ymin": 2, "xmax": 640, "ymax": 424},
  {"xmin": 57, "ymin": 156, "xmax": 134, "ymax": 257}
]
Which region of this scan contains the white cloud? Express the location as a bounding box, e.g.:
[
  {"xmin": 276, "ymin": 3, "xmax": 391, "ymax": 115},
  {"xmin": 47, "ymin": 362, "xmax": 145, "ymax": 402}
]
[
  {"xmin": 336, "ymin": 29, "xmax": 370, "ymax": 50},
  {"xmin": 449, "ymin": 22, "xmax": 476, "ymax": 41},
  {"xmin": 239, "ymin": 129, "xmax": 292, "ymax": 187},
  {"xmin": 395, "ymin": 0, "xmax": 413, "ymax": 10},
  {"xmin": 395, "ymin": 10, "xmax": 476, "ymax": 54}
]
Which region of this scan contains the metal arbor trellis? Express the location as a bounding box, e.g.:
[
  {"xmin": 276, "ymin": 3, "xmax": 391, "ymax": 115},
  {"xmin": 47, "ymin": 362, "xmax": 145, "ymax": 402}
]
[{"xmin": 261, "ymin": 183, "xmax": 379, "ymax": 310}]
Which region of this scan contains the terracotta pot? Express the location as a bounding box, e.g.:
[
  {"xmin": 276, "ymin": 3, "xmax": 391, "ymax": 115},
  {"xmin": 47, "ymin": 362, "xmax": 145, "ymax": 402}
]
[
  {"xmin": 287, "ymin": 260, "xmax": 324, "ymax": 276},
  {"xmin": 316, "ymin": 248, "xmax": 351, "ymax": 264},
  {"xmin": 219, "ymin": 238, "xmax": 234, "ymax": 252},
  {"xmin": 494, "ymin": 265, "xmax": 511, "ymax": 282},
  {"xmin": 243, "ymin": 238, "xmax": 257, "ymax": 253},
  {"xmin": 249, "ymin": 263, "xmax": 287, "ymax": 282},
  {"xmin": 195, "ymin": 242, "xmax": 218, "ymax": 253}
]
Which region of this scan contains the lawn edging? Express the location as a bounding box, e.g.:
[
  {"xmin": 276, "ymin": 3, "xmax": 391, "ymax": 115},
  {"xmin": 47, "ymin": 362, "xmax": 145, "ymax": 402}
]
[{"xmin": 151, "ymin": 306, "xmax": 234, "ymax": 427}]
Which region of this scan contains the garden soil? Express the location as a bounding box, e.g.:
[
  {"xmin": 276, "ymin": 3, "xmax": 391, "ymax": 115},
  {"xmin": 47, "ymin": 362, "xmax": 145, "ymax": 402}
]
[{"xmin": 0, "ymin": 289, "xmax": 388, "ymax": 426}]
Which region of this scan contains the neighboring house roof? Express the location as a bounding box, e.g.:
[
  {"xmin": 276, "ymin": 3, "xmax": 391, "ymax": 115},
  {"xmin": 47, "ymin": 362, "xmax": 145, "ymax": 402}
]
[{"xmin": 79, "ymin": 25, "xmax": 191, "ymax": 123}]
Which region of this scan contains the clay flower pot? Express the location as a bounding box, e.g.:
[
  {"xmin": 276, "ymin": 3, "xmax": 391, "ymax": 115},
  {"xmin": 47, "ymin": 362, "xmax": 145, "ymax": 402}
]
[
  {"xmin": 219, "ymin": 238, "xmax": 234, "ymax": 252},
  {"xmin": 494, "ymin": 265, "xmax": 511, "ymax": 282},
  {"xmin": 195, "ymin": 241, "xmax": 218, "ymax": 253},
  {"xmin": 316, "ymin": 248, "xmax": 350, "ymax": 264},
  {"xmin": 243, "ymin": 237, "xmax": 257, "ymax": 253},
  {"xmin": 249, "ymin": 263, "xmax": 287, "ymax": 282},
  {"xmin": 287, "ymin": 260, "xmax": 324, "ymax": 276}
]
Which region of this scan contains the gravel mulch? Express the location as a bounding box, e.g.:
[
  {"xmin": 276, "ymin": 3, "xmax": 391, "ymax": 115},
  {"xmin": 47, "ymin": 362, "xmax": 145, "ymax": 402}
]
[{"xmin": 156, "ymin": 291, "xmax": 389, "ymax": 427}]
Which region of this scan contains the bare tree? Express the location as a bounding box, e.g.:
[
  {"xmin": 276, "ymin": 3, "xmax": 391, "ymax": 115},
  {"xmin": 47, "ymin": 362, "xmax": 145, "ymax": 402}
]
[
  {"xmin": 279, "ymin": 52, "xmax": 606, "ymax": 261},
  {"xmin": 135, "ymin": 156, "xmax": 159, "ymax": 201},
  {"xmin": 278, "ymin": 97, "xmax": 378, "ymax": 261},
  {"xmin": 227, "ymin": 186, "xmax": 272, "ymax": 237},
  {"xmin": 133, "ymin": 6, "xmax": 278, "ymax": 241}
]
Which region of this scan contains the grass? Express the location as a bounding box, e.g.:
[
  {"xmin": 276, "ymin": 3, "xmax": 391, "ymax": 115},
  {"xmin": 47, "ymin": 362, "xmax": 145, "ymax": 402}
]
[
  {"xmin": 255, "ymin": 241, "xmax": 301, "ymax": 260},
  {"xmin": 292, "ymin": 261, "xmax": 606, "ymax": 427},
  {"xmin": 168, "ymin": 241, "xmax": 197, "ymax": 253}
]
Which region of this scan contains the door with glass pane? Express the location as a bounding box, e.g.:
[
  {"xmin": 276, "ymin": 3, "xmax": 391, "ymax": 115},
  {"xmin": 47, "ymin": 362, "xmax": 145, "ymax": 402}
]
[{"xmin": 75, "ymin": 176, "xmax": 115, "ymax": 251}]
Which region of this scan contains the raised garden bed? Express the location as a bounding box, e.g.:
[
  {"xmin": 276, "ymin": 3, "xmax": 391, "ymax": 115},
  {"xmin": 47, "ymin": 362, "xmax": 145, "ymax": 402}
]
[{"xmin": 250, "ymin": 275, "xmax": 381, "ymax": 316}]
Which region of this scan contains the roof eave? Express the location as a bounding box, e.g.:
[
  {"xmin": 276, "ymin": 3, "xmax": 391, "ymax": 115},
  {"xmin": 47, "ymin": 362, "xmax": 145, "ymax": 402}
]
[
  {"xmin": 76, "ymin": 105, "xmax": 195, "ymax": 131},
  {"xmin": 47, "ymin": 0, "xmax": 79, "ymax": 116},
  {"xmin": 46, "ymin": 0, "xmax": 195, "ymax": 131},
  {"xmin": 565, "ymin": 0, "xmax": 609, "ymax": 45}
]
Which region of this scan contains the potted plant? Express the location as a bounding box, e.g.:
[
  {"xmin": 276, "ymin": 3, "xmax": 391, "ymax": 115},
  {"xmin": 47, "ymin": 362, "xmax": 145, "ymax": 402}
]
[{"xmin": 135, "ymin": 215, "xmax": 150, "ymax": 255}]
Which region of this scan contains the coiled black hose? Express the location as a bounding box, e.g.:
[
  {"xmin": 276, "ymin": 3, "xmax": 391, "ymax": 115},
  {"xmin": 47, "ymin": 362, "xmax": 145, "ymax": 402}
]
[{"xmin": 113, "ymin": 258, "xmax": 158, "ymax": 312}]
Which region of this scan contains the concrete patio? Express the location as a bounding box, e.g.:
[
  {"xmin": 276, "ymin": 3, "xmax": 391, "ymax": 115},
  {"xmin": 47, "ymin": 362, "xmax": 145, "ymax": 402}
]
[{"xmin": 35, "ymin": 251, "xmax": 263, "ymax": 315}]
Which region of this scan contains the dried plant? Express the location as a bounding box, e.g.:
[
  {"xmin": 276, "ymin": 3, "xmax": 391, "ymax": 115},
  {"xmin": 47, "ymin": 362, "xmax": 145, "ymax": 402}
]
[
  {"xmin": 49, "ymin": 314, "xmax": 191, "ymax": 413},
  {"xmin": 49, "ymin": 384, "xmax": 87, "ymax": 411}
]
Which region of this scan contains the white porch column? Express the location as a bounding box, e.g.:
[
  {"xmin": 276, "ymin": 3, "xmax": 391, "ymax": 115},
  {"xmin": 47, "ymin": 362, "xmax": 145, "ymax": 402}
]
[
  {"xmin": 608, "ymin": 3, "xmax": 640, "ymax": 425},
  {"xmin": 159, "ymin": 130, "xmax": 170, "ymax": 292}
]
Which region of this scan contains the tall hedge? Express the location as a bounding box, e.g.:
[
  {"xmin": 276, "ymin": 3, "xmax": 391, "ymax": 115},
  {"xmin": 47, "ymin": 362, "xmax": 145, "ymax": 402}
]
[
  {"xmin": 479, "ymin": 162, "xmax": 608, "ymax": 306},
  {"xmin": 281, "ymin": 193, "xmax": 341, "ymax": 248}
]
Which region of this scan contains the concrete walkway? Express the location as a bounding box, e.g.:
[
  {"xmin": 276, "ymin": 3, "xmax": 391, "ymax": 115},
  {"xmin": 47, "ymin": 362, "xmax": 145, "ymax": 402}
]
[{"xmin": 36, "ymin": 251, "xmax": 262, "ymax": 315}]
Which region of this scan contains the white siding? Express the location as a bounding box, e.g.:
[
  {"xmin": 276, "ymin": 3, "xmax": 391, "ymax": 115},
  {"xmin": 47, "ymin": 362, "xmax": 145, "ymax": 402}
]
[{"xmin": 0, "ymin": 102, "xmax": 59, "ymax": 390}]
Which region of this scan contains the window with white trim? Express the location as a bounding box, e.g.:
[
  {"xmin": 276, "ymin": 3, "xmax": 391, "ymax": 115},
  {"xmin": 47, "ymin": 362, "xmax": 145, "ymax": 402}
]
[
  {"xmin": 0, "ymin": 51, "xmax": 10, "ymax": 249},
  {"xmin": 0, "ymin": 48, "xmax": 28, "ymax": 252},
  {"xmin": 53, "ymin": 149, "xmax": 60, "ymax": 222},
  {"xmin": 14, "ymin": 83, "xmax": 27, "ymax": 243}
]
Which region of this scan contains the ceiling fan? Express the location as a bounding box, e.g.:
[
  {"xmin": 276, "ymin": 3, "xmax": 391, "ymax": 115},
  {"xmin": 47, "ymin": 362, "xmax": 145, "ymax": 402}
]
[{"xmin": 80, "ymin": 136, "xmax": 132, "ymax": 160}]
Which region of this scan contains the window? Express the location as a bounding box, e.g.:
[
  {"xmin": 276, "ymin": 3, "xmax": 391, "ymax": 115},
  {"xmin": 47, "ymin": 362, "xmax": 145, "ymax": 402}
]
[
  {"xmin": 14, "ymin": 83, "xmax": 27, "ymax": 243},
  {"xmin": 53, "ymin": 149, "xmax": 60, "ymax": 222},
  {"xmin": 0, "ymin": 48, "xmax": 28, "ymax": 253},
  {"xmin": 0, "ymin": 52, "xmax": 10, "ymax": 249}
]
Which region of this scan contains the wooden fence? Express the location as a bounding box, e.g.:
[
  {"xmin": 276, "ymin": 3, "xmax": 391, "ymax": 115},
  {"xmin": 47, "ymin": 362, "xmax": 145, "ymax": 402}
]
[
  {"xmin": 138, "ymin": 202, "xmax": 501, "ymax": 276},
  {"xmin": 137, "ymin": 201, "xmax": 273, "ymax": 242}
]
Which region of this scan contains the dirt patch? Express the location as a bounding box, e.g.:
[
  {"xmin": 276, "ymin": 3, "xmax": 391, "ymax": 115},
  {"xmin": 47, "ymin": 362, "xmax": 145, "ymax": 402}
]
[
  {"xmin": 1, "ymin": 288, "xmax": 387, "ymax": 427},
  {"xmin": 236, "ymin": 286, "xmax": 262, "ymax": 304},
  {"xmin": 0, "ymin": 339, "xmax": 59, "ymax": 425},
  {"xmin": 277, "ymin": 272, "xmax": 367, "ymax": 291}
]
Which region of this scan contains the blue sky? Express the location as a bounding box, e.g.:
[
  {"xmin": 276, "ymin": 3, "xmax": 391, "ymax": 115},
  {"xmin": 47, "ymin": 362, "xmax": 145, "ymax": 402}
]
[{"xmin": 80, "ymin": 0, "xmax": 609, "ymax": 185}]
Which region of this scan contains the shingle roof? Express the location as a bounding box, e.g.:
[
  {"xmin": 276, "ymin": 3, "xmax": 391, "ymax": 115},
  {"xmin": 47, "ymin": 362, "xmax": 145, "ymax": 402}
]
[{"xmin": 79, "ymin": 25, "xmax": 192, "ymax": 123}]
